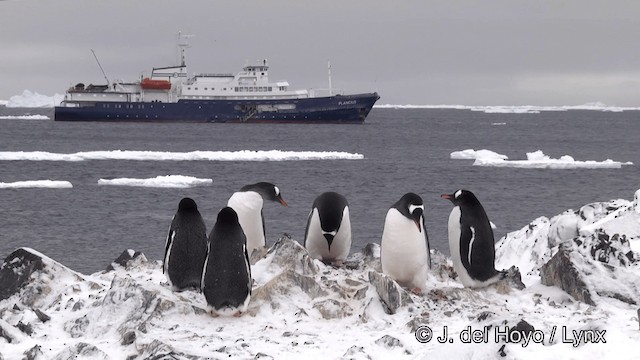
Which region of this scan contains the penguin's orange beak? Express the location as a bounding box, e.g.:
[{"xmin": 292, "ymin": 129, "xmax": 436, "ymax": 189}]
[{"xmin": 277, "ymin": 196, "xmax": 288, "ymax": 207}]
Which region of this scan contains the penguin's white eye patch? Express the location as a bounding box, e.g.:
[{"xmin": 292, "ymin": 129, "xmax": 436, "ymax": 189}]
[
  {"xmin": 274, "ymin": 186, "xmax": 280, "ymax": 196},
  {"xmin": 454, "ymin": 190, "xmax": 462, "ymax": 198},
  {"xmin": 409, "ymin": 204, "xmax": 424, "ymax": 213}
]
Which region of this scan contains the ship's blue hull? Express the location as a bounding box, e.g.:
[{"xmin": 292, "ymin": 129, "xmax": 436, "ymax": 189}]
[{"xmin": 54, "ymin": 93, "xmax": 379, "ymax": 123}]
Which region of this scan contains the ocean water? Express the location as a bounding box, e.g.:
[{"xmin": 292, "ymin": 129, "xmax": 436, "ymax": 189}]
[{"xmin": 1, "ymin": 106, "xmax": 638, "ymax": 274}]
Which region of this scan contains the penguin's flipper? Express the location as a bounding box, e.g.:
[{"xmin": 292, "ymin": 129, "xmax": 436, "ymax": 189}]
[
  {"xmin": 423, "ymin": 217, "xmax": 432, "ymax": 270},
  {"xmin": 459, "ymin": 223, "xmax": 474, "ymax": 272},
  {"xmin": 163, "ymin": 226, "xmax": 176, "ymax": 274},
  {"xmin": 303, "ymin": 208, "xmax": 313, "ymax": 247}
]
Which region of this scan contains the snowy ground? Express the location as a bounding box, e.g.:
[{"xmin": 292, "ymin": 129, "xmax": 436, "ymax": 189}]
[{"xmin": 1, "ymin": 192, "xmax": 639, "ymax": 359}]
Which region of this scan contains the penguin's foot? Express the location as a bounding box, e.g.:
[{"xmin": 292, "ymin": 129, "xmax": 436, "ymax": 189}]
[
  {"xmin": 410, "ymin": 287, "xmax": 423, "ymax": 295},
  {"xmin": 332, "ymin": 259, "xmax": 344, "ymax": 268},
  {"xmin": 233, "ymin": 311, "xmax": 243, "ymax": 318}
]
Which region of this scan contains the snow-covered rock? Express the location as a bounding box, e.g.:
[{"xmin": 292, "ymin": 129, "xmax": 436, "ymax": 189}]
[
  {"xmin": 497, "ymin": 191, "xmax": 640, "ymax": 307},
  {"xmin": 1, "ymin": 192, "xmax": 640, "ymax": 358}
]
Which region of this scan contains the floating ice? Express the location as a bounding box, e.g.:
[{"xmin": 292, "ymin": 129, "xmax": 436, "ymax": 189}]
[
  {"xmin": 0, "ymin": 180, "xmax": 72, "ymax": 189},
  {"xmin": 0, "ymin": 115, "xmax": 50, "ymax": 120},
  {"xmin": 450, "ymin": 149, "xmax": 508, "ymax": 160},
  {"xmin": 4, "ymin": 90, "xmax": 64, "ymax": 108},
  {"xmin": 97, "ymin": 175, "xmax": 213, "ymax": 188},
  {"xmin": 453, "ymin": 149, "xmax": 632, "ymax": 169},
  {"xmin": 0, "ymin": 150, "xmax": 364, "ymax": 162}
]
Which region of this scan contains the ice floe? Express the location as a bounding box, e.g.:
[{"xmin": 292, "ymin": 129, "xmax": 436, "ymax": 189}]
[
  {"xmin": 97, "ymin": 175, "xmax": 213, "ymax": 188},
  {"xmin": 0, "ymin": 150, "xmax": 364, "ymax": 162},
  {"xmin": 452, "ymin": 149, "xmax": 632, "ymax": 169},
  {"xmin": 0, "ymin": 180, "xmax": 72, "ymax": 189}
]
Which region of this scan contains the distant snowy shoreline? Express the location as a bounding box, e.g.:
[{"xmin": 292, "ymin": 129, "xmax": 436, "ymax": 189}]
[
  {"xmin": 375, "ymin": 103, "xmax": 640, "ymax": 113},
  {"xmin": 2, "ymin": 90, "xmax": 639, "ymax": 113}
]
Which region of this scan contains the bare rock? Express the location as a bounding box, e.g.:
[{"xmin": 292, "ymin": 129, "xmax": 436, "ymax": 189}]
[
  {"xmin": 252, "ymin": 269, "xmax": 327, "ymax": 302},
  {"xmin": 342, "ymin": 345, "xmax": 372, "ymax": 360},
  {"xmin": 121, "ymin": 330, "xmax": 136, "ymax": 346},
  {"xmin": 140, "ymin": 339, "xmax": 202, "ymax": 359},
  {"xmin": 368, "ymin": 271, "xmax": 413, "ymax": 314},
  {"xmin": 23, "ymin": 345, "xmax": 45, "ymax": 360},
  {"xmin": 266, "ymin": 235, "xmax": 319, "ymax": 276},
  {"xmin": 540, "ymin": 246, "xmax": 595, "ymax": 305},
  {"xmin": 105, "ymin": 249, "xmax": 147, "ymax": 272},
  {"xmin": 497, "ymin": 266, "xmax": 526, "ymax": 291},
  {"xmin": 375, "ymin": 335, "xmax": 403, "ymax": 348}
]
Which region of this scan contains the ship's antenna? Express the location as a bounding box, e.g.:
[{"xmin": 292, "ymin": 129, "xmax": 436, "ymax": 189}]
[
  {"xmin": 91, "ymin": 49, "xmax": 110, "ymax": 86},
  {"xmin": 177, "ymin": 31, "xmax": 194, "ymax": 67},
  {"xmin": 327, "ymin": 60, "xmax": 333, "ymax": 96}
]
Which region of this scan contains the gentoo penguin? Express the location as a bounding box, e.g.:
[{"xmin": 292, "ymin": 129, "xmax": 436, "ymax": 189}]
[
  {"xmin": 163, "ymin": 197, "xmax": 208, "ymax": 291},
  {"xmin": 227, "ymin": 182, "xmax": 288, "ymax": 256},
  {"xmin": 304, "ymin": 192, "xmax": 352, "ymax": 265},
  {"xmin": 380, "ymin": 193, "xmax": 431, "ymax": 294},
  {"xmin": 202, "ymin": 207, "xmax": 252, "ymax": 316},
  {"xmin": 441, "ymin": 189, "xmax": 504, "ymax": 288}
]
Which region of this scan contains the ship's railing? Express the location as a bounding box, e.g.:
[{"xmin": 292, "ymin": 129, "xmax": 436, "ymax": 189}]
[{"xmin": 309, "ymin": 88, "xmax": 344, "ymax": 97}]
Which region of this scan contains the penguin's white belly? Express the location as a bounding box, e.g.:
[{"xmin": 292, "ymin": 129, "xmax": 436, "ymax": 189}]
[
  {"xmin": 306, "ymin": 208, "xmax": 351, "ymax": 261},
  {"xmin": 381, "ymin": 210, "xmax": 429, "ymax": 289},
  {"xmin": 228, "ymin": 192, "xmax": 264, "ymax": 254}
]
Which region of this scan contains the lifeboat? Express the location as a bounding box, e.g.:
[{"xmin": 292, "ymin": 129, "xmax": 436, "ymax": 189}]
[{"xmin": 141, "ymin": 78, "xmax": 171, "ymax": 90}]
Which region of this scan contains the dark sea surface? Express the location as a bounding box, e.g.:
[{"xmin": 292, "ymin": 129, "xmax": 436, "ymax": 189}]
[{"xmin": 1, "ymin": 106, "xmax": 638, "ymax": 274}]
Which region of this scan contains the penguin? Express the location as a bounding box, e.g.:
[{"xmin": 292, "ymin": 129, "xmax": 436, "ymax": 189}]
[
  {"xmin": 441, "ymin": 189, "xmax": 504, "ymax": 288},
  {"xmin": 227, "ymin": 182, "xmax": 288, "ymax": 257},
  {"xmin": 380, "ymin": 193, "xmax": 431, "ymax": 294},
  {"xmin": 163, "ymin": 197, "xmax": 208, "ymax": 291},
  {"xmin": 202, "ymin": 207, "xmax": 252, "ymax": 317},
  {"xmin": 304, "ymin": 192, "xmax": 352, "ymax": 265}
]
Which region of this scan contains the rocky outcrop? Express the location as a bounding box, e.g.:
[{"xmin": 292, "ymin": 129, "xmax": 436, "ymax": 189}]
[
  {"xmin": 499, "ymin": 192, "xmax": 640, "ymax": 305},
  {"xmin": 540, "ymin": 246, "xmax": 595, "ymax": 305}
]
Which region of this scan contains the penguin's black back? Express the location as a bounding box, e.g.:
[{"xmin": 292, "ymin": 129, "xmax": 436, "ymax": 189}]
[
  {"xmin": 203, "ymin": 207, "xmax": 251, "ymax": 310},
  {"xmin": 165, "ymin": 197, "xmax": 208, "ymax": 290},
  {"xmin": 457, "ymin": 191, "xmax": 497, "ymax": 281}
]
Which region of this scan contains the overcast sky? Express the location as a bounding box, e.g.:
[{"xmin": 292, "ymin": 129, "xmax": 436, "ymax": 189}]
[{"xmin": 2, "ymin": 0, "xmax": 639, "ymax": 105}]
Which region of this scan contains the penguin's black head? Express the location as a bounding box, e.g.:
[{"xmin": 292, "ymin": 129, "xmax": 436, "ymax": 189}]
[
  {"xmin": 440, "ymin": 189, "xmax": 478, "ymax": 206},
  {"xmin": 240, "ymin": 182, "xmax": 288, "ymax": 207},
  {"xmin": 178, "ymin": 197, "xmax": 198, "ymax": 212},
  {"xmin": 216, "ymin": 206, "xmax": 240, "ymax": 225},
  {"xmin": 395, "ymin": 192, "xmax": 424, "ymax": 232}
]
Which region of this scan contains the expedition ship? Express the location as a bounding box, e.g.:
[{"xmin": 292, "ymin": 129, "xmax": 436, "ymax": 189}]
[{"xmin": 54, "ymin": 36, "xmax": 379, "ymax": 123}]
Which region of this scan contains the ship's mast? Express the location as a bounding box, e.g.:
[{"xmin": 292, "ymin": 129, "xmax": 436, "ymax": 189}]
[
  {"xmin": 177, "ymin": 31, "xmax": 194, "ymax": 67},
  {"xmin": 328, "ymin": 60, "xmax": 333, "ymax": 96}
]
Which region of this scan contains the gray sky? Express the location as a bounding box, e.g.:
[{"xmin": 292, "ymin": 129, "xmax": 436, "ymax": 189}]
[{"xmin": 2, "ymin": 0, "xmax": 639, "ymax": 105}]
